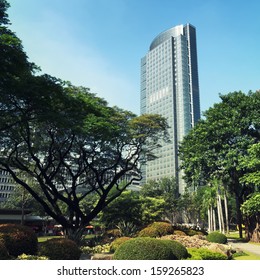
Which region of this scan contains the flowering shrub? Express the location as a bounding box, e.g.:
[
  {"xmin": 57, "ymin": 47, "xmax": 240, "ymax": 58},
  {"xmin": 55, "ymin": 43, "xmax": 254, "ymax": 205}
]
[
  {"xmin": 81, "ymin": 243, "xmax": 110, "ymax": 254},
  {"xmin": 17, "ymin": 253, "xmax": 48, "ymax": 260},
  {"xmin": 0, "ymin": 224, "xmax": 38, "ymax": 257}
]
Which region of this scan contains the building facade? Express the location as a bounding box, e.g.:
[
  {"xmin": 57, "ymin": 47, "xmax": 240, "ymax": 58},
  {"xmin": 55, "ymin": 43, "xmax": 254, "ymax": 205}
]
[
  {"xmin": 0, "ymin": 169, "xmax": 16, "ymax": 203},
  {"xmin": 140, "ymin": 24, "xmax": 201, "ymax": 193}
]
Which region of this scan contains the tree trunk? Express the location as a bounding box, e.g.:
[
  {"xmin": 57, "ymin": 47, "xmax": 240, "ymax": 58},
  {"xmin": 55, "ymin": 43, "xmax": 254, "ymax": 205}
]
[
  {"xmin": 65, "ymin": 227, "xmax": 85, "ymax": 245},
  {"xmin": 218, "ymin": 194, "xmax": 225, "ymax": 233},
  {"xmin": 21, "ymin": 188, "xmax": 25, "ymax": 226},
  {"xmin": 216, "ymin": 196, "xmax": 222, "ymax": 233},
  {"xmin": 213, "ymin": 208, "xmax": 216, "ymax": 231},
  {"xmin": 245, "ymin": 215, "xmax": 260, "ymax": 243},
  {"xmin": 223, "ymin": 192, "xmax": 229, "ymax": 234},
  {"xmin": 208, "ymin": 208, "xmax": 211, "ymax": 232},
  {"xmin": 235, "ymin": 196, "xmax": 243, "ymax": 238}
]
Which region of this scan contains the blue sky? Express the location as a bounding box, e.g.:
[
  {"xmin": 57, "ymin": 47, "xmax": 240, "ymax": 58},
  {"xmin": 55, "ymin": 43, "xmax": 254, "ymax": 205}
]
[{"xmin": 7, "ymin": 0, "xmax": 260, "ymax": 115}]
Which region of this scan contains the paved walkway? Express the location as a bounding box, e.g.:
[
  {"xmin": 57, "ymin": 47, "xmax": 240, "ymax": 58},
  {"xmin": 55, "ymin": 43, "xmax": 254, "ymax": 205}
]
[{"xmin": 228, "ymin": 239, "xmax": 260, "ymax": 256}]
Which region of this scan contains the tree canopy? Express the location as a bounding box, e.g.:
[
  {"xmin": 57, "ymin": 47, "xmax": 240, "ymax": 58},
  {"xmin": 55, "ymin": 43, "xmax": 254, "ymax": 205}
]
[{"xmin": 179, "ymin": 91, "xmax": 260, "ymax": 239}]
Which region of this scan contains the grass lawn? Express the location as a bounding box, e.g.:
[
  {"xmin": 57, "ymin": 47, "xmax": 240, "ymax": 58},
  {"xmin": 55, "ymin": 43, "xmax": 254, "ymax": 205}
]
[
  {"xmin": 233, "ymin": 251, "xmax": 260, "ymax": 260},
  {"xmin": 226, "ymin": 231, "xmax": 246, "ymax": 241},
  {"xmin": 227, "ymin": 231, "xmax": 260, "ymax": 260},
  {"xmin": 38, "ymin": 236, "xmax": 63, "ymax": 242},
  {"xmin": 38, "ymin": 234, "xmax": 97, "ymax": 243}
]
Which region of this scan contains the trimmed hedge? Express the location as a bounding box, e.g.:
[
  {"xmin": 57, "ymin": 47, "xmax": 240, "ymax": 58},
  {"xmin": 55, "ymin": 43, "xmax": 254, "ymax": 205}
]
[
  {"xmin": 39, "ymin": 238, "xmax": 81, "ymax": 260},
  {"xmin": 138, "ymin": 222, "xmax": 174, "ymax": 238},
  {"xmin": 0, "ymin": 224, "xmax": 38, "ymax": 257},
  {"xmin": 113, "ymin": 237, "xmax": 176, "ymax": 260},
  {"xmin": 110, "ymin": 237, "xmax": 131, "ymax": 253},
  {"xmin": 206, "ymin": 232, "xmax": 227, "ymax": 244},
  {"xmin": 138, "ymin": 226, "xmax": 159, "ymax": 238},
  {"xmin": 160, "ymin": 240, "xmax": 189, "ymax": 260}
]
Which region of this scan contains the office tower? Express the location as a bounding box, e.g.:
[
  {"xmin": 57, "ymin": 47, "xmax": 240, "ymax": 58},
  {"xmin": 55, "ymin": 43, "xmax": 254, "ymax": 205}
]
[{"xmin": 140, "ymin": 24, "xmax": 200, "ymax": 194}]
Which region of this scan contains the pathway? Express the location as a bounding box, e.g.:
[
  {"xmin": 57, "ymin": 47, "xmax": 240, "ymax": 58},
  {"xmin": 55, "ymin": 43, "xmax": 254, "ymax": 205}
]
[{"xmin": 228, "ymin": 239, "xmax": 260, "ymax": 256}]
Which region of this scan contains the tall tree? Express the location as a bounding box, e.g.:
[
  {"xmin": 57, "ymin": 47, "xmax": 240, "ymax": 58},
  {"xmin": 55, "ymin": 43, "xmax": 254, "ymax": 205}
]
[
  {"xmin": 0, "ymin": 2, "xmax": 169, "ymax": 241},
  {"xmin": 241, "ymin": 193, "xmax": 260, "ymax": 242},
  {"xmin": 140, "ymin": 177, "xmax": 179, "ymax": 223},
  {"xmin": 179, "ymin": 91, "xmax": 260, "ymax": 237}
]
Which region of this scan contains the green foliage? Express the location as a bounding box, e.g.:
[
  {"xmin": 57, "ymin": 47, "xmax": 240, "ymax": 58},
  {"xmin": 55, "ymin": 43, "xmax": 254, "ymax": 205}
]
[
  {"xmin": 241, "ymin": 193, "xmax": 260, "ymax": 241},
  {"xmin": 140, "ymin": 197, "xmax": 166, "ymax": 224},
  {"xmin": 115, "ymin": 221, "xmax": 138, "ymax": 237},
  {"xmin": 110, "ymin": 237, "xmax": 131, "ymax": 253},
  {"xmin": 179, "ymin": 91, "xmax": 260, "ymax": 188},
  {"xmin": 179, "ymin": 91, "xmax": 260, "ymax": 237},
  {"xmin": 39, "ymin": 238, "xmax": 81, "ymax": 260},
  {"xmin": 240, "ymin": 143, "xmax": 260, "ymax": 186},
  {"xmin": 241, "ymin": 193, "xmax": 260, "ymax": 217},
  {"xmin": 100, "ymin": 190, "xmax": 142, "ymax": 228},
  {"xmin": 100, "ymin": 190, "xmax": 168, "ymax": 229},
  {"xmin": 0, "ymin": 224, "xmax": 38, "ymax": 257},
  {"xmin": 138, "ymin": 222, "xmax": 174, "ymax": 238},
  {"xmin": 160, "ymin": 240, "xmax": 189, "ymax": 259},
  {"xmin": 206, "ymin": 232, "xmax": 227, "ymax": 244},
  {"xmin": 80, "ymin": 244, "xmax": 110, "ymax": 254},
  {"xmin": 0, "ymin": 0, "xmax": 10, "ymax": 25},
  {"xmin": 188, "ymin": 248, "xmax": 227, "ymax": 260},
  {"xmin": 113, "ymin": 237, "xmax": 175, "ymax": 260},
  {"xmin": 140, "ymin": 177, "xmax": 179, "ymax": 222}
]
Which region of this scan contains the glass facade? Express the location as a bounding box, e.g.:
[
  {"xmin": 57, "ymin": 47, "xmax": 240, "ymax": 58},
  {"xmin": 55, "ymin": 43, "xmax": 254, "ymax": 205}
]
[{"xmin": 140, "ymin": 24, "xmax": 201, "ymax": 194}]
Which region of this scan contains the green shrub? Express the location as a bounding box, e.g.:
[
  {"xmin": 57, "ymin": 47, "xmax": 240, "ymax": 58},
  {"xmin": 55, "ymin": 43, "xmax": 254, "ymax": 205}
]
[
  {"xmin": 138, "ymin": 222, "xmax": 174, "ymax": 238},
  {"xmin": 39, "ymin": 238, "xmax": 81, "ymax": 260},
  {"xmin": 0, "ymin": 224, "xmax": 38, "ymax": 257},
  {"xmin": 150, "ymin": 222, "xmax": 174, "ymax": 236},
  {"xmin": 110, "ymin": 237, "xmax": 131, "ymax": 253},
  {"xmin": 138, "ymin": 226, "xmax": 159, "ymax": 238},
  {"xmin": 188, "ymin": 248, "xmax": 227, "ymax": 260},
  {"xmin": 206, "ymin": 232, "xmax": 227, "ymax": 244},
  {"xmin": 0, "ymin": 238, "xmax": 11, "ymax": 260},
  {"xmin": 160, "ymin": 240, "xmax": 189, "ymax": 260},
  {"xmin": 113, "ymin": 237, "xmax": 175, "ymax": 260}
]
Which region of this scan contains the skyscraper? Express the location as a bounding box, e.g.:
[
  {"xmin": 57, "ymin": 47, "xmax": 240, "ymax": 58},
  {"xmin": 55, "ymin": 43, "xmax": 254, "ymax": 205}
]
[{"xmin": 140, "ymin": 24, "xmax": 200, "ymax": 194}]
